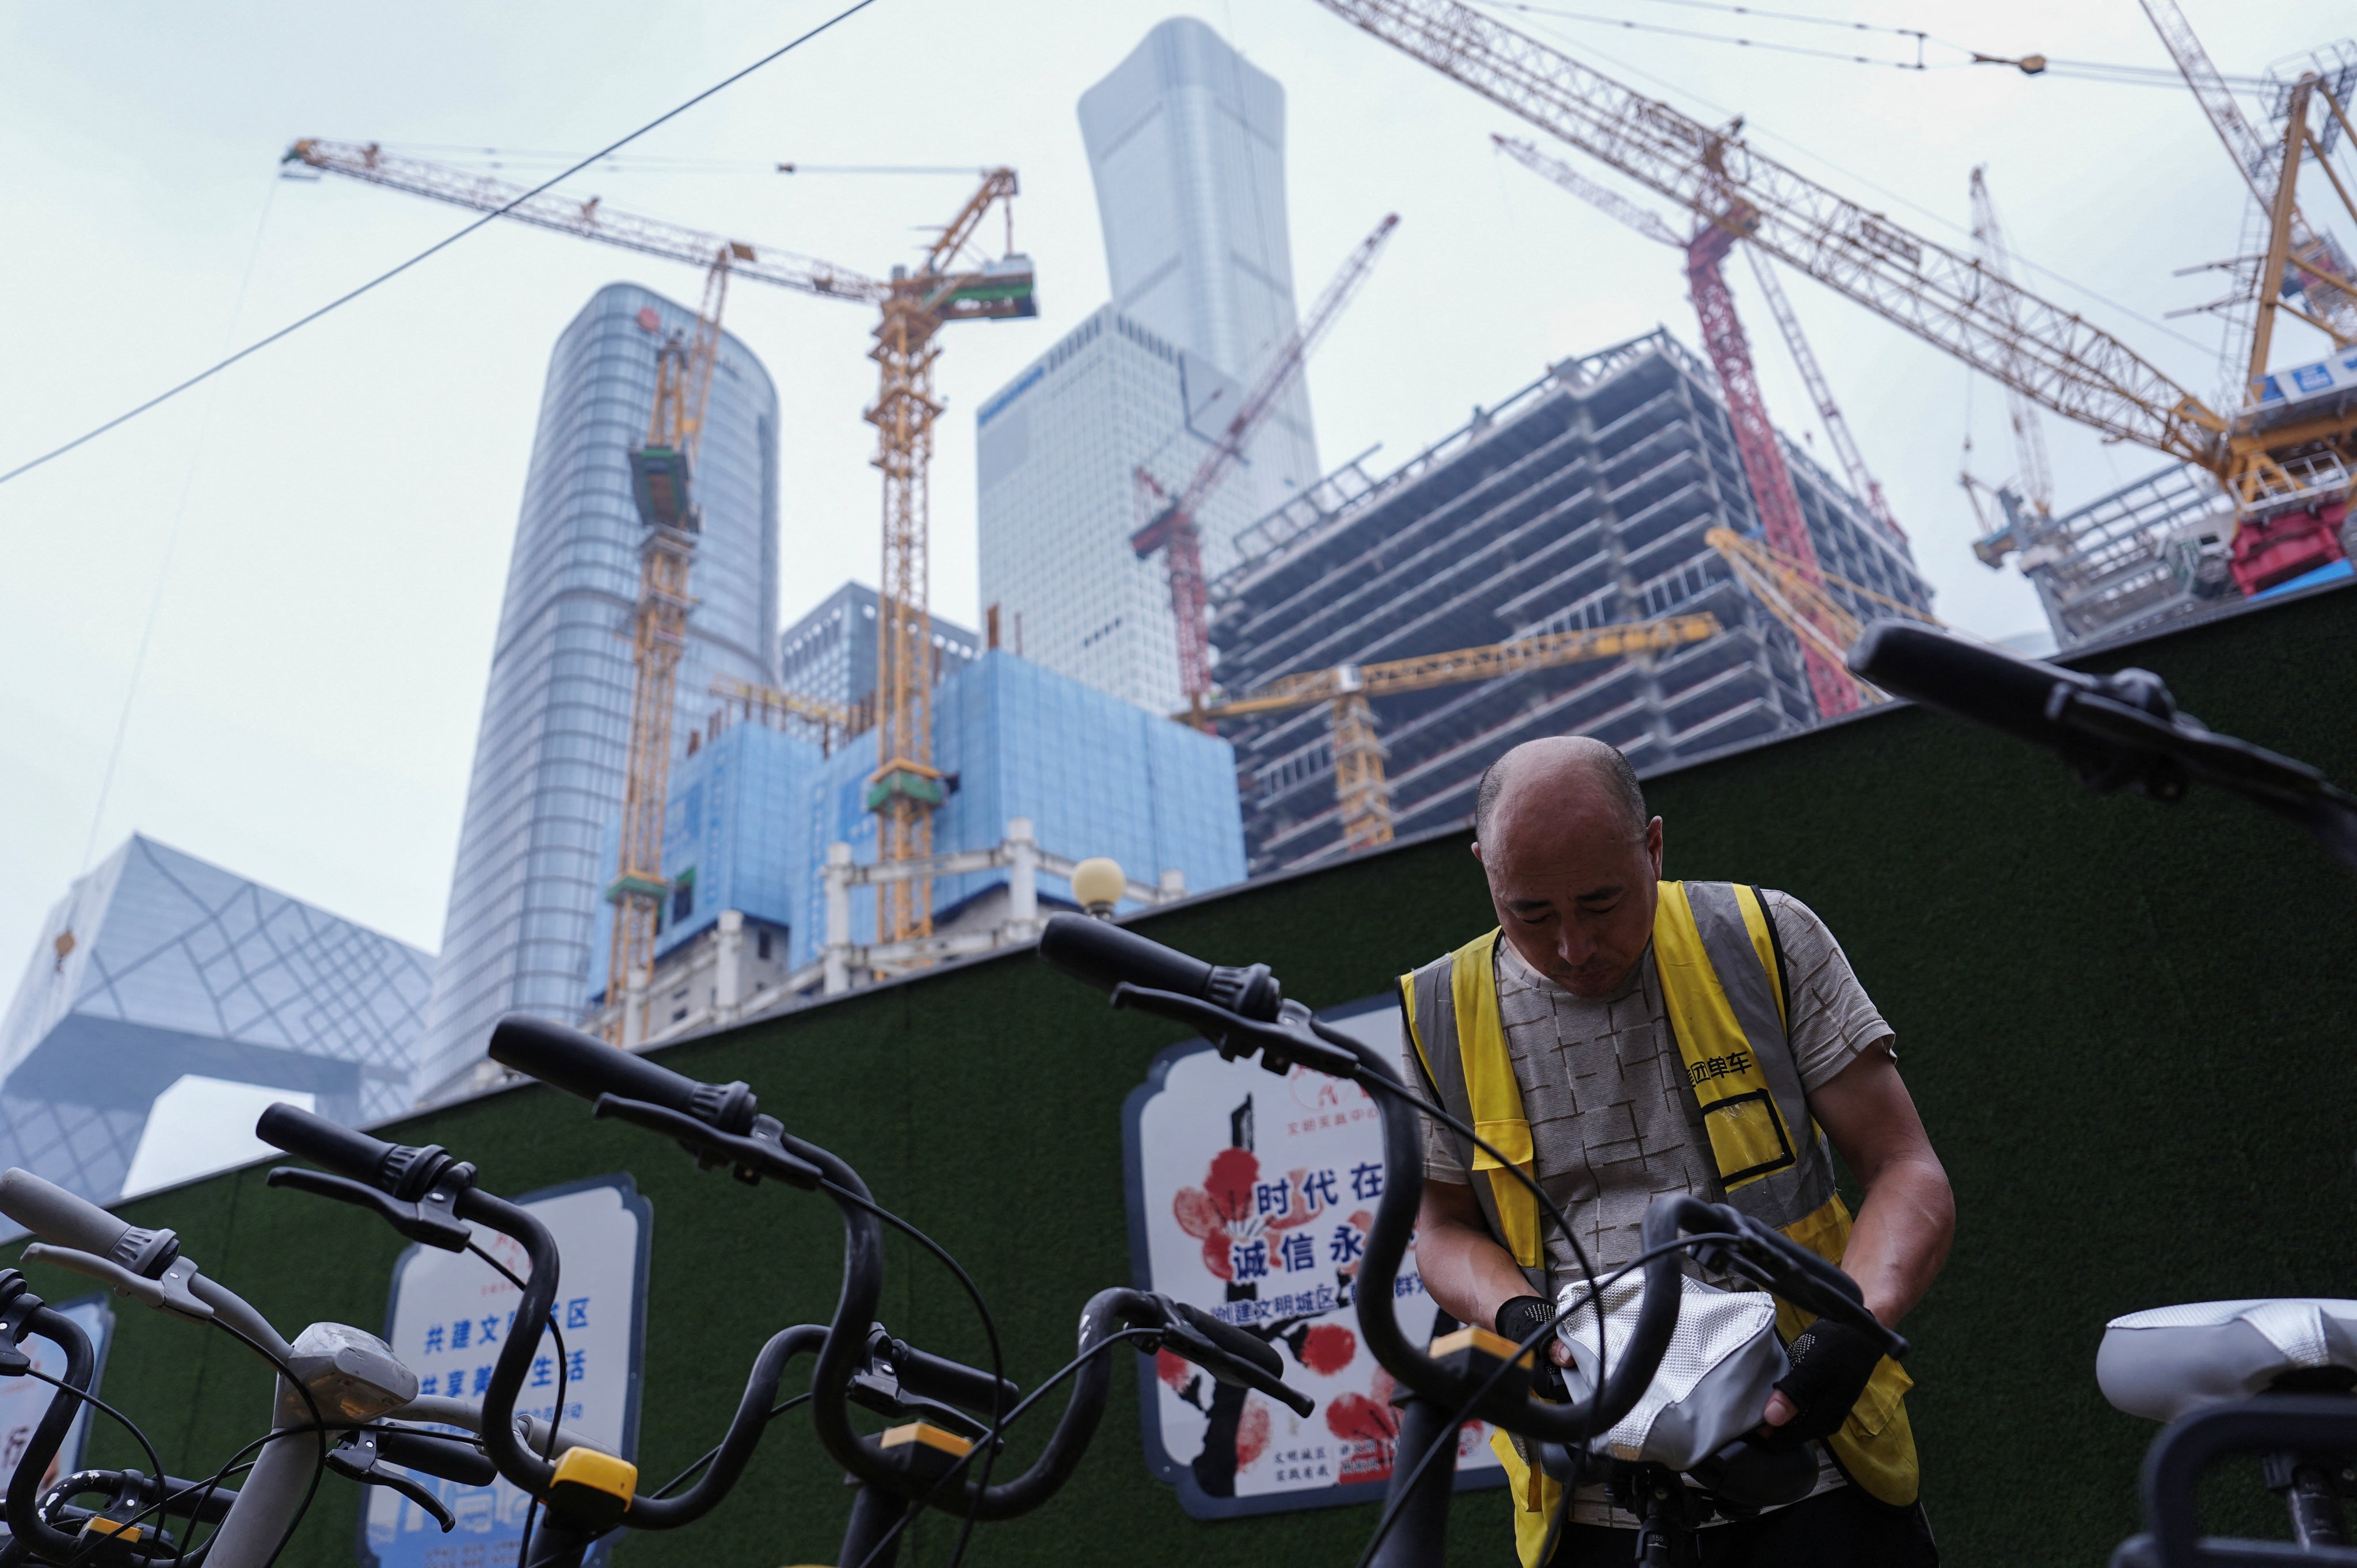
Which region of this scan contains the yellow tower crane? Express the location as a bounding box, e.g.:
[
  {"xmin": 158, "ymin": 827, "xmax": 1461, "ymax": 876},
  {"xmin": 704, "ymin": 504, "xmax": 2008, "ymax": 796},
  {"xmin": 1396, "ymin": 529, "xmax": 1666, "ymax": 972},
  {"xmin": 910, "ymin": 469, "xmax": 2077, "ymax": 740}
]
[
  {"xmin": 1704, "ymin": 529, "xmax": 1940, "ymax": 705},
  {"xmin": 282, "ymin": 140, "xmax": 1034, "ymax": 967},
  {"xmin": 603, "ymin": 250, "xmax": 740, "ymax": 1035},
  {"xmin": 1183, "ymin": 615, "xmax": 1720, "ymax": 853}
]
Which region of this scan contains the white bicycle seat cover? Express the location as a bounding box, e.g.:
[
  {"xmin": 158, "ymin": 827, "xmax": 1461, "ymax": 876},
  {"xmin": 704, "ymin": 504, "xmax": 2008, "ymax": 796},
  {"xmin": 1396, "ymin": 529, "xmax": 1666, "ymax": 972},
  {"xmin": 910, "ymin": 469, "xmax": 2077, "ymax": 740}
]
[
  {"xmin": 2097, "ymin": 1299, "xmax": 2357, "ymax": 1422},
  {"xmin": 1555, "ymin": 1273, "xmax": 1787, "ymax": 1469}
]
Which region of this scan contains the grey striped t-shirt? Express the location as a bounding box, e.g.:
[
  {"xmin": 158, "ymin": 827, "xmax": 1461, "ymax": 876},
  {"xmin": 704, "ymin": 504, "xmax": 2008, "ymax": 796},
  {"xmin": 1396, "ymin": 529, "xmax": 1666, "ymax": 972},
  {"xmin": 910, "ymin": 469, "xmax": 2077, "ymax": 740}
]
[{"xmin": 1408, "ymin": 890, "xmax": 1893, "ymax": 1284}]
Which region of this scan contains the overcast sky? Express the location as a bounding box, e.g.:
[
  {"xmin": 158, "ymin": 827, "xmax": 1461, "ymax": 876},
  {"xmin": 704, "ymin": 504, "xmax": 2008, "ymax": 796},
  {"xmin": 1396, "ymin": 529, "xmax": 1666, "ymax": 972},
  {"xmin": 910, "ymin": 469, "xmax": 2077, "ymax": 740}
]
[{"xmin": 3, "ymin": 0, "xmax": 2350, "ymax": 998}]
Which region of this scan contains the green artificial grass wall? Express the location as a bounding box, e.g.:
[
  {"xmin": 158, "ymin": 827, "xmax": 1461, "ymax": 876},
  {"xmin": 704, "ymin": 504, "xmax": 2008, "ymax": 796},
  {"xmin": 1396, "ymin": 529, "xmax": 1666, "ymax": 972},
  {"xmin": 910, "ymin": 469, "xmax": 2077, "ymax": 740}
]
[{"xmin": 16, "ymin": 583, "xmax": 2354, "ymax": 1566}]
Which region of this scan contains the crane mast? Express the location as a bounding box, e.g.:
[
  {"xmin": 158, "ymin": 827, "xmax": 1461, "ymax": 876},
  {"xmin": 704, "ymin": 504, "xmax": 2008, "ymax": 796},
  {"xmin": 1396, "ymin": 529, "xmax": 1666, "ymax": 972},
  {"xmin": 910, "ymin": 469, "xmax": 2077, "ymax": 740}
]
[
  {"xmin": 2137, "ymin": 0, "xmax": 2357, "ymax": 359},
  {"xmin": 1966, "ymin": 168, "xmax": 2056, "ymax": 520},
  {"xmin": 604, "ymin": 253, "xmax": 734, "ymax": 1041},
  {"xmin": 1738, "ymin": 247, "xmax": 1903, "ymax": 542},
  {"xmin": 1496, "ymin": 134, "xmax": 1860, "ymax": 716},
  {"xmin": 1132, "ymin": 213, "xmax": 1400, "ymax": 702},
  {"xmin": 867, "ymin": 170, "xmax": 1033, "ymax": 947},
  {"xmin": 1491, "ymin": 138, "xmax": 1902, "ymax": 544}
]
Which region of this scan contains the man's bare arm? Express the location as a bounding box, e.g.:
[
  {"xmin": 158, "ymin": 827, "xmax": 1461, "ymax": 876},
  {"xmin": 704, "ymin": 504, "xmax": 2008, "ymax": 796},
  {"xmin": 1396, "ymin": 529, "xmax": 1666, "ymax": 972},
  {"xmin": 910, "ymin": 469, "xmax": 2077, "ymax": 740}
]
[
  {"xmin": 1759, "ymin": 1044, "xmax": 1954, "ymax": 1429},
  {"xmin": 1415, "ymin": 1178, "xmax": 1540, "ymax": 1333},
  {"xmin": 1809, "ymin": 1045, "xmax": 1954, "ymax": 1329}
]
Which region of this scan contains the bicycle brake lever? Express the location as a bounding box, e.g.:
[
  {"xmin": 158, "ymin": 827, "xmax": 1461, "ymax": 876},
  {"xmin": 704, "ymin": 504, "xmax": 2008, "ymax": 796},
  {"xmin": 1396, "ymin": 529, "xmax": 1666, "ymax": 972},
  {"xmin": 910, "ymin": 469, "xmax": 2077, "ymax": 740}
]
[
  {"xmin": 1107, "ymin": 984, "xmax": 1361, "ymax": 1079},
  {"xmin": 20, "ymin": 1245, "xmax": 212, "ymax": 1325},
  {"xmin": 1699, "ymin": 1208, "xmax": 1907, "ymax": 1360},
  {"xmin": 326, "ymin": 1430, "xmax": 456, "ymax": 1532},
  {"xmin": 1150, "ymin": 1299, "xmax": 1315, "ymax": 1417},
  {"xmin": 590, "ymin": 1096, "xmax": 825, "ymax": 1189},
  {"xmin": 266, "ymin": 1167, "xmax": 472, "ymax": 1252}
]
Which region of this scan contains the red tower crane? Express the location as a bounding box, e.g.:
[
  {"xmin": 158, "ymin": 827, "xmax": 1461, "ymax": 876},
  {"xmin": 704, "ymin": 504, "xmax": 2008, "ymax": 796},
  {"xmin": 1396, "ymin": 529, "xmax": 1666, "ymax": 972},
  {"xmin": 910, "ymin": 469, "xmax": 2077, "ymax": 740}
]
[
  {"xmin": 1131, "ymin": 213, "xmax": 1400, "ymax": 702},
  {"xmin": 1495, "ymin": 135, "xmax": 1861, "ymax": 718}
]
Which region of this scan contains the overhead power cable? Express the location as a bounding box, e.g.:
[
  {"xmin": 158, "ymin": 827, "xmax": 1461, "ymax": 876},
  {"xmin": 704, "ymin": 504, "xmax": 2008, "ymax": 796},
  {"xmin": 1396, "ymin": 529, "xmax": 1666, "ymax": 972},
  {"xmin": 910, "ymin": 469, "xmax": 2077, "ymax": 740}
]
[
  {"xmin": 0, "ymin": 0, "xmax": 883, "ymax": 492},
  {"xmin": 1489, "ymin": 0, "xmax": 2276, "ymax": 87}
]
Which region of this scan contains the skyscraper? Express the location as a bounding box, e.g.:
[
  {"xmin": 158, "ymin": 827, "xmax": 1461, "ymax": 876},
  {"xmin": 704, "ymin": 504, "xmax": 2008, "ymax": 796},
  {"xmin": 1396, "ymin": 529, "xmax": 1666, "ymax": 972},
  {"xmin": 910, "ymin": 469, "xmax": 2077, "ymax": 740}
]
[
  {"xmin": 1212, "ymin": 330, "xmax": 1933, "ymax": 872},
  {"xmin": 977, "ymin": 19, "xmax": 1322, "ymax": 715},
  {"xmin": 418, "ymin": 283, "xmax": 778, "ymax": 1100},
  {"xmin": 1079, "ymin": 17, "xmax": 1321, "ymax": 502},
  {"xmin": 0, "ymin": 834, "xmax": 431, "ymax": 1207},
  {"xmin": 776, "ymin": 581, "xmax": 980, "ymax": 717},
  {"xmin": 978, "ymin": 308, "xmax": 1258, "ymax": 711}
]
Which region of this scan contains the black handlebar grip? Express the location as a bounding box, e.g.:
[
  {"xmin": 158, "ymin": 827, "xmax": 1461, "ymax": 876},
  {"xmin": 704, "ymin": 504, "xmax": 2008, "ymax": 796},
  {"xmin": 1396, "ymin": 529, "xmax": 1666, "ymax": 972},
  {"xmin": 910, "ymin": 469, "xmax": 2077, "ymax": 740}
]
[
  {"xmin": 1847, "ymin": 621, "xmax": 2093, "ymax": 753},
  {"xmin": 1174, "ymin": 1302, "xmax": 1284, "ymax": 1379},
  {"xmin": 1038, "ymin": 914, "xmax": 1283, "ymax": 1023},
  {"xmin": 255, "ymin": 1103, "xmax": 399, "ymax": 1187},
  {"xmin": 377, "ymin": 1429, "xmax": 499, "ymax": 1487},
  {"xmin": 888, "ymin": 1340, "xmax": 1021, "ymax": 1417},
  {"xmin": 487, "ymin": 1016, "xmax": 757, "ymax": 1135}
]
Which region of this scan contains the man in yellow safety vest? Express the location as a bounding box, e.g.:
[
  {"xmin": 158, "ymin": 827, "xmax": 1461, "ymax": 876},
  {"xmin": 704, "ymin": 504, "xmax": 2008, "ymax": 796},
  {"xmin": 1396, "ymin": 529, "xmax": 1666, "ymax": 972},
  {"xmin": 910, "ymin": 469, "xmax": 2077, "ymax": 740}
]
[{"xmin": 1399, "ymin": 736, "xmax": 1954, "ymax": 1566}]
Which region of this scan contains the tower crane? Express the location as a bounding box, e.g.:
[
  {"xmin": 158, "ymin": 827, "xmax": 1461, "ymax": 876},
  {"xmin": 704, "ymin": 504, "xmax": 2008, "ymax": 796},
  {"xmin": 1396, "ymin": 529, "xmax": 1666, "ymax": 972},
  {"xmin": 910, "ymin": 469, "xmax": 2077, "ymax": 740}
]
[
  {"xmin": 1130, "ymin": 213, "xmax": 1400, "ymax": 702},
  {"xmin": 2139, "ymin": 0, "xmax": 2357, "ymax": 364},
  {"xmin": 1494, "ymin": 136, "xmax": 1863, "ymax": 717},
  {"xmin": 1704, "ymin": 528, "xmax": 1939, "ymax": 700},
  {"xmin": 1185, "ymin": 614, "xmax": 1720, "ymax": 852},
  {"xmin": 1958, "ymin": 166, "xmax": 2062, "ymax": 571},
  {"xmin": 602, "ymin": 253, "xmax": 737, "ymax": 1039},
  {"xmin": 1739, "ymin": 247, "xmax": 1904, "ymax": 544},
  {"xmin": 1311, "ymin": 1, "xmax": 2357, "ymax": 602},
  {"xmin": 283, "ymin": 139, "xmax": 1035, "ymax": 957},
  {"xmin": 1966, "ymin": 167, "xmax": 2055, "ymax": 520}
]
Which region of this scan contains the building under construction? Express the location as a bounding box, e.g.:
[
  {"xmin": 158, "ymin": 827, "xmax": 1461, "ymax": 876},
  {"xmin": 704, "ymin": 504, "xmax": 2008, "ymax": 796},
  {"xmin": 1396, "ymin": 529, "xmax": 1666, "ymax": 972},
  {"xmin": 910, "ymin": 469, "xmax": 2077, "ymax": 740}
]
[{"xmin": 1209, "ymin": 328, "xmax": 1933, "ymax": 875}]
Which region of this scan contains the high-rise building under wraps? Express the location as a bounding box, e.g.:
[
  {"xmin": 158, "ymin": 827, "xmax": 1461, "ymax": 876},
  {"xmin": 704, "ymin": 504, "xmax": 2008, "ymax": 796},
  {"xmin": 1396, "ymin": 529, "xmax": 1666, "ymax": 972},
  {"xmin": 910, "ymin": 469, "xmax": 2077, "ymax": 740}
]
[
  {"xmin": 418, "ymin": 283, "xmax": 779, "ymax": 1101},
  {"xmin": 1210, "ymin": 329, "xmax": 1933, "ymax": 875},
  {"xmin": 978, "ymin": 17, "xmax": 1322, "ymax": 715},
  {"xmin": 0, "ymin": 835, "xmax": 431, "ymax": 1207}
]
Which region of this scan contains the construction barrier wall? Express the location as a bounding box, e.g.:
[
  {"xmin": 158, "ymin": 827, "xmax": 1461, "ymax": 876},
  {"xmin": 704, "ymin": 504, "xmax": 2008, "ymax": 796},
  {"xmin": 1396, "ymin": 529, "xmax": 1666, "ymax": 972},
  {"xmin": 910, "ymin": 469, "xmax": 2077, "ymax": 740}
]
[{"xmin": 17, "ymin": 582, "xmax": 2355, "ymax": 1566}]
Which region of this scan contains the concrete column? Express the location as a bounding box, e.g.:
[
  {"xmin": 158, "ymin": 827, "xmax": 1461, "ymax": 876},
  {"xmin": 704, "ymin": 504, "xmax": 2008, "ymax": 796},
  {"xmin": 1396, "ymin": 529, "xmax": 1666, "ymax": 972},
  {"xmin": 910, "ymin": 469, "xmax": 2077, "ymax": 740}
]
[
  {"xmin": 1006, "ymin": 818, "xmax": 1038, "ymax": 941},
  {"xmin": 622, "ymin": 968, "xmax": 649, "ymax": 1050},
  {"xmin": 823, "ymin": 843, "xmax": 855, "ymax": 995},
  {"xmin": 715, "ymin": 909, "xmax": 745, "ymax": 1020}
]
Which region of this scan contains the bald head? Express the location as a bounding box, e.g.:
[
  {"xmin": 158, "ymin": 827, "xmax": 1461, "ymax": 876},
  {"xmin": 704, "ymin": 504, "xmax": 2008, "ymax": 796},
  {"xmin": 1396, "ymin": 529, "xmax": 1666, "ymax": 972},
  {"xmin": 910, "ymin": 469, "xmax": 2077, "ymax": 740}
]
[
  {"xmin": 1473, "ymin": 737, "xmax": 1646, "ymax": 846},
  {"xmin": 1471, "ymin": 737, "xmax": 1662, "ymax": 995}
]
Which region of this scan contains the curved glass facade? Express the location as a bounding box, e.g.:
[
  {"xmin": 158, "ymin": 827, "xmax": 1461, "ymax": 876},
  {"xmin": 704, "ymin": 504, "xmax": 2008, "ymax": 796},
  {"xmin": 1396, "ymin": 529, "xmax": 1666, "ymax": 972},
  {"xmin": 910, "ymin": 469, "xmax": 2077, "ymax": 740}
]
[{"xmin": 418, "ymin": 283, "xmax": 778, "ymax": 1097}]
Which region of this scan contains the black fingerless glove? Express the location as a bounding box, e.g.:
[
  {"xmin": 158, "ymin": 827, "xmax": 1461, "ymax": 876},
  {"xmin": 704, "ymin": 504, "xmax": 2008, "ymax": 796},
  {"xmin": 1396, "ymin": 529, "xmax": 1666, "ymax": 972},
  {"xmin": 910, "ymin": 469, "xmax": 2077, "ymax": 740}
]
[
  {"xmin": 1766, "ymin": 1318, "xmax": 1886, "ymax": 1443},
  {"xmin": 1495, "ymin": 1296, "xmax": 1568, "ymax": 1399},
  {"xmin": 1495, "ymin": 1295, "xmax": 1555, "ymax": 1350}
]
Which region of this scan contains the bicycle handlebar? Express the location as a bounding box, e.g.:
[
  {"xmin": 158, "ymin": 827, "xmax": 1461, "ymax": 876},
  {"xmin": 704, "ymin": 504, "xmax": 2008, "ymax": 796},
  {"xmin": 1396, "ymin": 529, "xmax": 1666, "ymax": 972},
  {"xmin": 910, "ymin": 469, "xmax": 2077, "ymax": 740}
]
[
  {"xmin": 1039, "ymin": 914, "xmax": 1285, "ymax": 1024},
  {"xmin": 0, "ymin": 1168, "xmax": 159, "ymax": 1271},
  {"xmin": 254, "ymin": 1103, "xmax": 400, "ymax": 1189},
  {"xmin": 882, "ymin": 1334, "xmax": 1019, "ymax": 1417},
  {"xmin": 1, "ymin": 1284, "xmax": 100, "ymax": 1566},
  {"xmin": 488, "ymin": 1016, "xmax": 758, "ymax": 1136},
  {"xmin": 1850, "ymin": 620, "xmax": 2357, "ymax": 870},
  {"xmin": 376, "ymin": 1427, "xmax": 500, "ymax": 1488}
]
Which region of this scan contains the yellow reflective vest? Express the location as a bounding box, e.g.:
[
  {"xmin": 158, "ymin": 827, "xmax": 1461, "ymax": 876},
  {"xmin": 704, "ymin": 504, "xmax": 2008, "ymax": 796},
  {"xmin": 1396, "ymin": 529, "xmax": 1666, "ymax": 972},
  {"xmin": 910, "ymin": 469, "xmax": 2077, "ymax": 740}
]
[{"xmin": 1398, "ymin": 882, "xmax": 1917, "ymax": 1565}]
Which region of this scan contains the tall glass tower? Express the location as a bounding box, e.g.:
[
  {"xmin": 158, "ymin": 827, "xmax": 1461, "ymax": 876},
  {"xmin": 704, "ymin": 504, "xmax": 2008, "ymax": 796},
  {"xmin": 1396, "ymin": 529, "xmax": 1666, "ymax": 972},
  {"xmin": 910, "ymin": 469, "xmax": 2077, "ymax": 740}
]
[
  {"xmin": 418, "ymin": 283, "xmax": 779, "ymax": 1100},
  {"xmin": 977, "ymin": 18, "xmax": 1321, "ymax": 715},
  {"xmin": 1078, "ymin": 17, "xmax": 1321, "ymax": 509}
]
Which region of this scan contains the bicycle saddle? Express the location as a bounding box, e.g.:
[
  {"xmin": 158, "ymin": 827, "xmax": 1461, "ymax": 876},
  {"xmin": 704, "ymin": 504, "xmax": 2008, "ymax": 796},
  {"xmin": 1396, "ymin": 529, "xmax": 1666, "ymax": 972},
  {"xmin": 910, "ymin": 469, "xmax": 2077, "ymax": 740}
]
[{"xmin": 2099, "ymin": 1299, "xmax": 2357, "ymax": 1422}]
